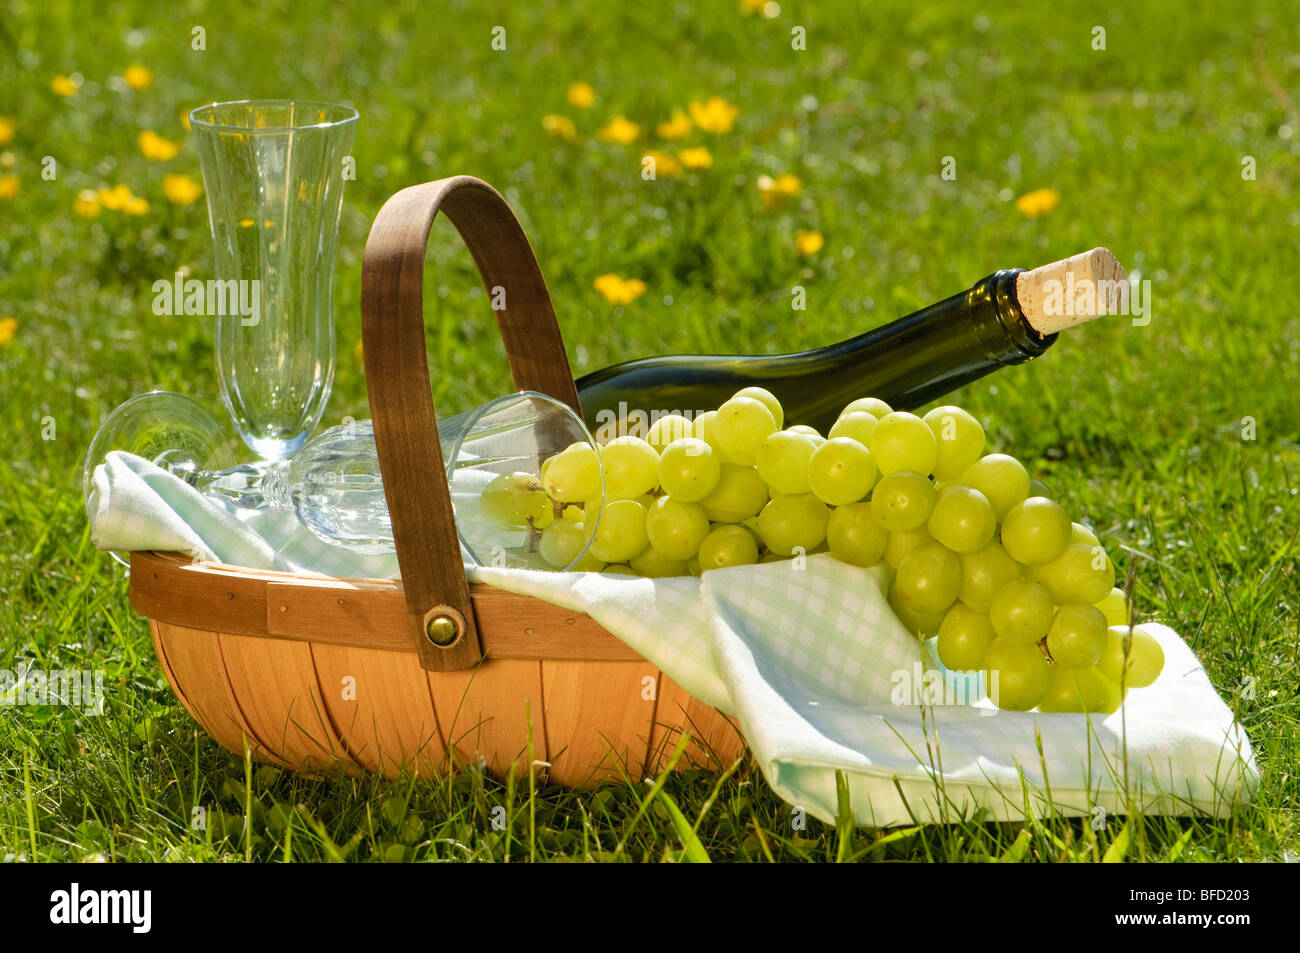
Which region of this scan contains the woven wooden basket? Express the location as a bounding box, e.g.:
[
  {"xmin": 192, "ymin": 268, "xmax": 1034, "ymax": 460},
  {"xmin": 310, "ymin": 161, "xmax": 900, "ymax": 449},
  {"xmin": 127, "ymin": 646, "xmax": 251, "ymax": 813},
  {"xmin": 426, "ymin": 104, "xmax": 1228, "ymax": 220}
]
[{"xmin": 129, "ymin": 176, "xmax": 745, "ymax": 787}]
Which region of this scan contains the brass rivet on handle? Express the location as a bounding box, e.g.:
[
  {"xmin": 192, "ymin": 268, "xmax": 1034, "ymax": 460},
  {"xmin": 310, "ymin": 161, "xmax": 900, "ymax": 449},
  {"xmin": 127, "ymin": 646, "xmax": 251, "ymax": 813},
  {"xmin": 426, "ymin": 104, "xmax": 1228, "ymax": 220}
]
[{"xmin": 423, "ymin": 605, "xmax": 466, "ymax": 648}]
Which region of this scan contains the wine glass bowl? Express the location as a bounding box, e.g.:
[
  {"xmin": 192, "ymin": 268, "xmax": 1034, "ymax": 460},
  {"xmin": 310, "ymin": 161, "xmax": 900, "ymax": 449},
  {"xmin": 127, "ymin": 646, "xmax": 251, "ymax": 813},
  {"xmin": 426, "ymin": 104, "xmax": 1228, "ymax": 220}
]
[
  {"xmin": 190, "ymin": 100, "xmax": 359, "ymax": 461},
  {"xmin": 83, "ymin": 391, "xmax": 238, "ymax": 566}
]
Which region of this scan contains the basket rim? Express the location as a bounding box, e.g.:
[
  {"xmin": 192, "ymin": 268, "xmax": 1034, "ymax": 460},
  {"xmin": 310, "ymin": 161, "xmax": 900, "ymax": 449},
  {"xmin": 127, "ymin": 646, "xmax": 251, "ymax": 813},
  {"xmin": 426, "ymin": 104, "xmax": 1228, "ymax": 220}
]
[{"xmin": 128, "ymin": 550, "xmax": 644, "ymax": 662}]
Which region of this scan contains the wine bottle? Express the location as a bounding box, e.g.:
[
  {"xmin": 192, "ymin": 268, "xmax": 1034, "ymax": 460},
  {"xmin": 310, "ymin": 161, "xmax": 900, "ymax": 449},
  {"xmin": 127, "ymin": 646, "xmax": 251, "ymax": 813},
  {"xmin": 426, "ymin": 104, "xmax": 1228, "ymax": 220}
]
[{"xmin": 576, "ymin": 247, "xmax": 1126, "ymax": 437}]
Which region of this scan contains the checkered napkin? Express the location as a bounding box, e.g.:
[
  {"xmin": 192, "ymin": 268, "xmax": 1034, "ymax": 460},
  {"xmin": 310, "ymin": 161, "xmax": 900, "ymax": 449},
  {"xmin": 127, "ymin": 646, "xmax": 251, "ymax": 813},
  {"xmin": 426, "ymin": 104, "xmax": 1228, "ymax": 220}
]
[{"xmin": 90, "ymin": 450, "xmax": 1258, "ymax": 827}]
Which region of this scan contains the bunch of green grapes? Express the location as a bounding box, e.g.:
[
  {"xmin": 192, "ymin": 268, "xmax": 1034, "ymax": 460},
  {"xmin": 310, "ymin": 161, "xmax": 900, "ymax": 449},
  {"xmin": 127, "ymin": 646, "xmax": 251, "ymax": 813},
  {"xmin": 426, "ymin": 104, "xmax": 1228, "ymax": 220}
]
[{"xmin": 481, "ymin": 386, "xmax": 1164, "ymax": 713}]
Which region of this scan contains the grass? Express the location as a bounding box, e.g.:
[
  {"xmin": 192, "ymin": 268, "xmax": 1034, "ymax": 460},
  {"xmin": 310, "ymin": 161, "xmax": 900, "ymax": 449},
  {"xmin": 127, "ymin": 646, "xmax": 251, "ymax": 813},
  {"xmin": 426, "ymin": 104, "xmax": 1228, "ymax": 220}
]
[{"xmin": 0, "ymin": 0, "xmax": 1297, "ymax": 861}]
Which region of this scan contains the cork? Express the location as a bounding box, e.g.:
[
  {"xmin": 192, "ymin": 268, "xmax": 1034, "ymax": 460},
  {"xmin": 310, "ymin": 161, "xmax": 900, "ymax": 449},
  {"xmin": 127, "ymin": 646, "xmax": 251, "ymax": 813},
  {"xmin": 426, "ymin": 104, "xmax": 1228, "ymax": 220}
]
[{"xmin": 1014, "ymin": 247, "xmax": 1128, "ymax": 335}]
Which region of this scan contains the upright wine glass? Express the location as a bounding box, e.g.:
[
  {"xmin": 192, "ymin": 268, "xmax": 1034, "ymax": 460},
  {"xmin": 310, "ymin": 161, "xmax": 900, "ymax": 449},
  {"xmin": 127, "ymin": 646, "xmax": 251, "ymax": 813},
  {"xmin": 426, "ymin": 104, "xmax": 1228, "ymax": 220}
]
[{"xmin": 190, "ymin": 100, "xmax": 359, "ymax": 461}]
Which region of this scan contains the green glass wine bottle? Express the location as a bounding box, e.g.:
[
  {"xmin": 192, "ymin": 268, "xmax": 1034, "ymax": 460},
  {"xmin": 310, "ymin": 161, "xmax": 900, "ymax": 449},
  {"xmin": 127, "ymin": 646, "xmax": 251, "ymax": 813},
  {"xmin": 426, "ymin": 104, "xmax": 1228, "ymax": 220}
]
[{"xmin": 576, "ymin": 248, "xmax": 1125, "ymax": 437}]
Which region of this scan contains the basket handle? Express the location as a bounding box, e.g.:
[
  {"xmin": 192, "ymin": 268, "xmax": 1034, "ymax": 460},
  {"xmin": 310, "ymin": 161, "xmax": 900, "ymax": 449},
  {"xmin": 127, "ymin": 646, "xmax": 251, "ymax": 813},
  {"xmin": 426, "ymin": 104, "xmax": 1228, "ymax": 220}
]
[{"xmin": 361, "ymin": 176, "xmax": 580, "ymax": 671}]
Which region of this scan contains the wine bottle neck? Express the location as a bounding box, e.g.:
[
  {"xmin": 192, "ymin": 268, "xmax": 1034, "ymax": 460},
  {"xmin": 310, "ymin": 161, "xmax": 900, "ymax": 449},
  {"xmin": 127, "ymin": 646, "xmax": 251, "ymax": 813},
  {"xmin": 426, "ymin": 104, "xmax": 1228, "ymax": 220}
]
[{"xmin": 964, "ymin": 268, "xmax": 1055, "ymax": 366}]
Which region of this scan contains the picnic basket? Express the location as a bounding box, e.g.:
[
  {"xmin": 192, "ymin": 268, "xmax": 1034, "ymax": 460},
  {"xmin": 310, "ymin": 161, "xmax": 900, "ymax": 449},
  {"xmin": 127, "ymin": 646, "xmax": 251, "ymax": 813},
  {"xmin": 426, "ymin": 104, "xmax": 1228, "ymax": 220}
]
[{"xmin": 128, "ymin": 175, "xmax": 746, "ymax": 787}]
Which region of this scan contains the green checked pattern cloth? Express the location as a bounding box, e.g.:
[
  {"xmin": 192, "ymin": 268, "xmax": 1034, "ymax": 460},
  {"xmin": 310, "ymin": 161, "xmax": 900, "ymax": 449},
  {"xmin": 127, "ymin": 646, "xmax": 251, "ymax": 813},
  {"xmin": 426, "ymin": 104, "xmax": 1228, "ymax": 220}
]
[{"xmin": 90, "ymin": 450, "xmax": 1258, "ymax": 827}]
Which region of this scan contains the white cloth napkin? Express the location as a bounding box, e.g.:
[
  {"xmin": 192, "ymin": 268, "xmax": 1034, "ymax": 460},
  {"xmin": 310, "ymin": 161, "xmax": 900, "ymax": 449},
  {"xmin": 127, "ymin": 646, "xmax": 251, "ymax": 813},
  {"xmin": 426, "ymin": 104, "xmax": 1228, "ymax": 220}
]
[{"xmin": 90, "ymin": 451, "xmax": 1258, "ymax": 826}]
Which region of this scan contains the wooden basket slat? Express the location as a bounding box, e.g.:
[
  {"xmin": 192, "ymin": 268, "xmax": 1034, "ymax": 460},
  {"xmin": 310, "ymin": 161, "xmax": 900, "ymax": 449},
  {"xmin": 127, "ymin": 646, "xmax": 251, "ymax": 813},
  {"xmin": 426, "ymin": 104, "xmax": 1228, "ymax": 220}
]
[
  {"xmin": 308, "ymin": 643, "xmax": 447, "ymax": 777},
  {"xmin": 647, "ymin": 675, "xmax": 746, "ymax": 775},
  {"xmin": 427, "ymin": 661, "xmax": 547, "ymax": 780},
  {"xmin": 152, "ymin": 621, "xmax": 292, "ymax": 769},
  {"xmin": 541, "ymin": 661, "xmax": 661, "ymax": 786},
  {"xmin": 216, "ymin": 634, "xmax": 358, "ymax": 772}
]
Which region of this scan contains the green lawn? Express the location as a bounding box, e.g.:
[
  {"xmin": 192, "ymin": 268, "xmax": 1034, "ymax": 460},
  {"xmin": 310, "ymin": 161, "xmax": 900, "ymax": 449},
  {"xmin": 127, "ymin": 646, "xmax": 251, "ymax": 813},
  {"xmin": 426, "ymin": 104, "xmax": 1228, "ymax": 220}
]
[{"xmin": 0, "ymin": 0, "xmax": 1296, "ymax": 861}]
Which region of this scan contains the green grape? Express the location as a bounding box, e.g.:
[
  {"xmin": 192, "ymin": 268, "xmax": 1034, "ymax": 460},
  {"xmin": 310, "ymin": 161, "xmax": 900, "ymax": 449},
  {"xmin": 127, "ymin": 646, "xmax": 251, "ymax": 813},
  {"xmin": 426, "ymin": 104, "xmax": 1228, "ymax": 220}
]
[
  {"xmin": 1097, "ymin": 625, "xmax": 1164, "ymax": 687},
  {"xmin": 600, "ymin": 436, "xmax": 660, "ymax": 500},
  {"xmin": 645, "ymin": 414, "xmax": 693, "ymax": 453},
  {"xmin": 1044, "ymin": 603, "xmax": 1108, "ymax": 669},
  {"xmin": 1071, "ymin": 522, "xmax": 1100, "ymax": 546},
  {"xmin": 601, "ymin": 564, "xmax": 638, "ymax": 576},
  {"xmin": 958, "ymin": 541, "xmax": 1021, "ymax": 612},
  {"xmin": 644, "ymin": 496, "xmax": 711, "ymax": 561},
  {"xmin": 756, "ymin": 493, "xmax": 830, "ymax": 555},
  {"xmin": 884, "ymin": 526, "xmax": 935, "ymax": 570},
  {"xmin": 868, "ymin": 411, "xmax": 938, "ymax": 476},
  {"xmin": 808, "ymin": 437, "xmax": 877, "ymax": 506},
  {"xmin": 937, "ymin": 603, "xmax": 997, "ymax": 671},
  {"xmin": 958, "ymin": 453, "xmax": 1030, "ymax": 520},
  {"xmin": 922, "ymin": 405, "xmax": 985, "ymax": 482},
  {"xmin": 714, "ymin": 396, "xmax": 778, "ymax": 465},
  {"xmin": 826, "ymin": 501, "xmax": 888, "ymax": 567},
  {"xmin": 888, "ymin": 583, "xmax": 946, "ymax": 636},
  {"xmin": 982, "ymin": 640, "xmax": 1051, "ymax": 711},
  {"xmin": 1095, "ymin": 587, "xmax": 1130, "ymax": 627},
  {"xmin": 538, "ymin": 517, "xmax": 588, "ymax": 568},
  {"xmin": 871, "ymin": 470, "xmax": 936, "ymax": 531},
  {"xmin": 697, "ymin": 523, "xmax": 760, "ymax": 570},
  {"xmin": 927, "ymin": 484, "xmax": 996, "ymax": 553},
  {"xmin": 828, "ymin": 411, "xmax": 879, "ymax": 447},
  {"xmin": 1037, "ymin": 542, "xmax": 1115, "ymax": 604},
  {"xmin": 1036, "ymin": 665, "xmax": 1086, "ymax": 712},
  {"xmin": 732, "ymin": 386, "xmax": 784, "ymax": 429},
  {"xmin": 999, "ymin": 496, "xmax": 1072, "ymax": 565},
  {"xmin": 481, "ymin": 471, "xmax": 551, "ymax": 529},
  {"xmin": 787, "ymin": 424, "xmax": 826, "ymax": 446},
  {"xmin": 699, "ymin": 462, "xmax": 769, "ymax": 523},
  {"xmin": 755, "ymin": 430, "xmax": 818, "ymax": 495},
  {"xmin": 690, "ymin": 411, "xmax": 733, "ymax": 463},
  {"xmin": 1028, "ymin": 478, "xmax": 1053, "ymax": 500},
  {"xmin": 658, "ymin": 437, "xmax": 722, "ymax": 502},
  {"xmin": 571, "ymin": 552, "xmax": 607, "ymax": 572},
  {"xmin": 629, "ymin": 544, "xmax": 689, "ymax": 578},
  {"xmin": 988, "ymin": 578, "xmax": 1055, "ymax": 644},
  {"xmin": 839, "ymin": 397, "xmax": 892, "ymax": 419},
  {"xmin": 687, "ymin": 556, "xmax": 703, "ymax": 576},
  {"xmin": 584, "ymin": 499, "xmax": 649, "ymax": 563},
  {"xmin": 1075, "ymin": 666, "xmax": 1124, "ymax": 714},
  {"xmin": 894, "ymin": 543, "xmax": 962, "ymax": 615},
  {"xmin": 542, "ymin": 443, "xmax": 604, "ymax": 503},
  {"xmin": 1037, "ymin": 666, "xmax": 1122, "ymax": 714}
]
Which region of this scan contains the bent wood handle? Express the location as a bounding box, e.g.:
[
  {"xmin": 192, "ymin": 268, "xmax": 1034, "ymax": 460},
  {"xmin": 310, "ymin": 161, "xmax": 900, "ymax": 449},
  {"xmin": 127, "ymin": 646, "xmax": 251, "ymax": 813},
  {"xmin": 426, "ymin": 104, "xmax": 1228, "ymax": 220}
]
[{"xmin": 361, "ymin": 176, "xmax": 580, "ymax": 671}]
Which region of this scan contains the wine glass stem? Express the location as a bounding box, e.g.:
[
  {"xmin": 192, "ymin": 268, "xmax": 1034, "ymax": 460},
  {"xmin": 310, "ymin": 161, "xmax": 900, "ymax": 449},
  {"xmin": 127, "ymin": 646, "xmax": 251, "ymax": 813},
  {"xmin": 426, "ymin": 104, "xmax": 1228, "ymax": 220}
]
[{"xmin": 176, "ymin": 460, "xmax": 292, "ymax": 510}]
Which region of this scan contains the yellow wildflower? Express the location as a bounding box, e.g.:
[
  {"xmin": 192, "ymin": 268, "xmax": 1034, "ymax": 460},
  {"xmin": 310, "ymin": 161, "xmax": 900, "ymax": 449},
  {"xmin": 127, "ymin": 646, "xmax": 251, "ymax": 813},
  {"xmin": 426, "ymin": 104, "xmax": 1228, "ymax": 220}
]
[
  {"xmin": 0, "ymin": 118, "xmax": 13, "ymax": 147},
  {"xmin": 163, "ymin": 173, "xmax": 203, "ymax": 205},
  {"xmin": 97, "ymin": 184, "xmax": 133, "ymax": 210},
  {"xmin": 679, "ymin": 146, "xmax": 714, "ymax": 170},
  {"xmin": 73, "ymin": 190, "xmax": 101, "ymax": 217},
  {"xmin": 643, "ymin": 150, "xmax": 681, "ymax": 178},
  {"xmin": 593, "ymin": 274, "xmax": 647, "ymax": 305},
  {"xmin": 138, "ymin": 130, "xmax": 180, "ymax": 161},
  {"xmin": 688, "ymin": 97, "xmax": 739, "ymax": 134},
  {"xmin": 657, "ymin": 112, "xmax": 692, "ymax": 140},
  {"xmin": 0, "ymin": 175, "xmax": 18, "ymax": 200},
  {"xmin": 757, "ymin": 172, "xmax": 803, "ymax": 210},
  {"xmin": 1015, "ymin": 188, "xmax": 1061, "ymax": 219},
  {"xmin": 51, "ymin": 75, "xmax": 80, "ymax": 97},
  {"xmin": 0, "ymin": 316, "xmax": 16, "ymax": 347},
  {"xmin": 123, "ymin": 65, "xmax": 153, "ymax": 91},
  {"xmin": 740, "ymin": 0, "xmax": 770, "ymax": 12},
  {"xmin": 179, "ymin": 108, "xmax": 192, "ymax": 130},
  {"xmin": 795, "ymin": 230, "xmax": 825, "ymax": 256},
  {"xmin": 596, "ymin": 116, "xmax": 640, "ymax": 145},
  {"xmin": 542, "ymin": 114, "xmax": 578, "ymax": 140},
  {"xmin": 124, "ymin": 196, "xmax": 150, "ymax": 216},
  {"xmin": 567, "ymin": 82, "xmax": 596, "ymax": 109}
]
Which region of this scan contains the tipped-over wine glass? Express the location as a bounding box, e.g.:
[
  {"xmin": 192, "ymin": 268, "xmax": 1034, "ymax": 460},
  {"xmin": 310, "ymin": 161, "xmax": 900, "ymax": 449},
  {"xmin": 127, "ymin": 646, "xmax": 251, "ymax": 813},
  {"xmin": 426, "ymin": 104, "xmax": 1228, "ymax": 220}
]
[{"xmin": 83, "ymin": 390, "xmax": 604, "ymax": 571}]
